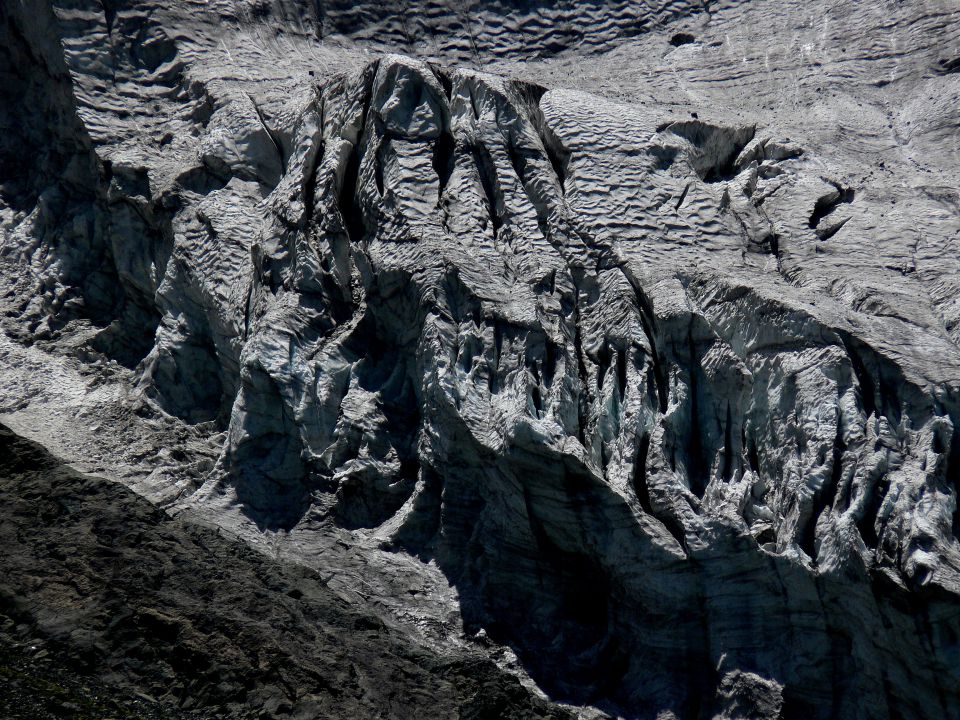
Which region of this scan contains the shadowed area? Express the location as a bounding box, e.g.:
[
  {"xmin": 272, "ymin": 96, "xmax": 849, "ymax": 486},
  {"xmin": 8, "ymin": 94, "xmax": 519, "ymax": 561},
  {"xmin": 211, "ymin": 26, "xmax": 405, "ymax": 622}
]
[{"xmin": 0, "ymin": 424, "xmax": 572, "ymax": 719}]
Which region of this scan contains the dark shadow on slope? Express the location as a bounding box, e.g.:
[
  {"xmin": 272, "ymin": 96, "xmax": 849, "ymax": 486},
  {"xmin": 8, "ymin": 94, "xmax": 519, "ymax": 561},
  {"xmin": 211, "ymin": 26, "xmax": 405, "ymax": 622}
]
[
  {"xmin": 809, "ymin": 182, "xmax": 854, "ymax": 230},
  {"xmin": 331, "ymin": 274, "xmax": 426, "ymax": 530},
  {"xmin": 0, "ymin": 424, "xmax": 573, "ymax": 720},
  {"xmin": 661, "ymin": 121, "xmax": 755, "ymax": 183},
  {"xmin": 1, "ymin": 3, "xmax": 168, "ymax": 369}
]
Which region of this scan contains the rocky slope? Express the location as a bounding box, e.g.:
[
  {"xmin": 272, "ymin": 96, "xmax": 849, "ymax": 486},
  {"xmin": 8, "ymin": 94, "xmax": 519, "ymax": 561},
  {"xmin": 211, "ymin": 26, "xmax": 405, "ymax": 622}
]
[
  {"xmin": 2, "ymin": 0, "xmax": 960, "ymax": 718},
  {"xmin": 0, "ymin": 424, "xmax": 569, "ymax": 719}
]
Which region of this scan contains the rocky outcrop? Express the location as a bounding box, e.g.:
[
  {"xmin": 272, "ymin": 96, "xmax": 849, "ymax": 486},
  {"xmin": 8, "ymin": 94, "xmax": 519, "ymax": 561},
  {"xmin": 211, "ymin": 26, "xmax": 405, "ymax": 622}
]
[{"xmin": 2, "ymin": 1, "xmax": 960, "ymax": 718}]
